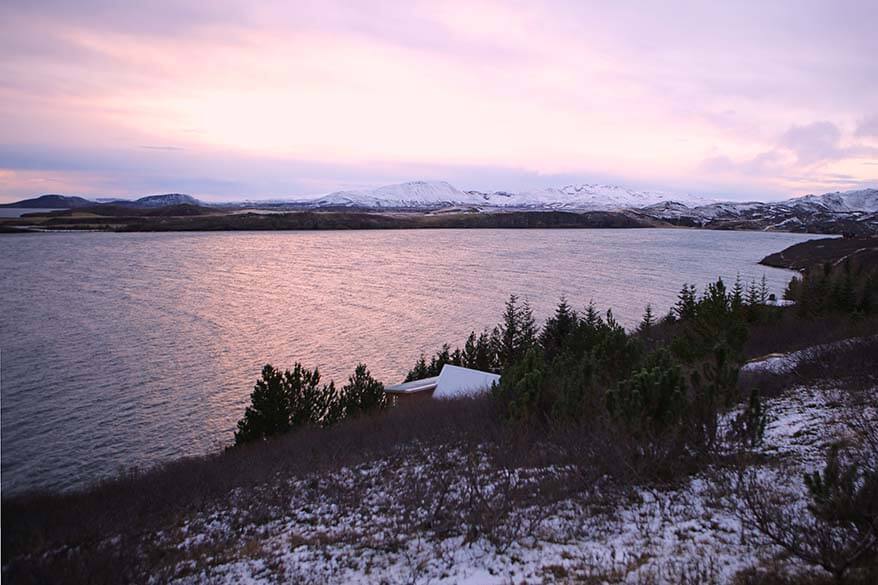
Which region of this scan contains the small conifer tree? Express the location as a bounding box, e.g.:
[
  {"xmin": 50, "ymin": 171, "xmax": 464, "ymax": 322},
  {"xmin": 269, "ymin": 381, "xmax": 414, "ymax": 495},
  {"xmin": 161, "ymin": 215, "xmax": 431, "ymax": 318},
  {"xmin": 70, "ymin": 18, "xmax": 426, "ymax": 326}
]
[
  {"xmin": 540, "ymin": 297, "xmax": 577, "ymax": 361},
  {"xmin": 235, "ymin": 363, "xmax": 341, "ymax": 445},
  {"xmin": 234, "ymin": 365, "xmax": 293, "ymax": 444},
  {"xmin": 731, "ymin": 273, "xmax": 744, "ymax": 312},
  {"xmin": 638, "ymin": 304, "xmax": 656, "ymax": 334},
  {"xmin": 674, "ymin": 283, "xmax": 698, "ymax": 320},
  {"xmin": 341, "ymin": 363, "xmax": 387, "ymax": 418}
]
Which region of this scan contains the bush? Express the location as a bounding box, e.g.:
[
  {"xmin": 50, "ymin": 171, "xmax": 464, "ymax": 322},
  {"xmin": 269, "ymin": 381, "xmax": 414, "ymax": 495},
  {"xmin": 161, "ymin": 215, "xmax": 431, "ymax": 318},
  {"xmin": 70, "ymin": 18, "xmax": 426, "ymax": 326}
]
[
  {"xmin": 606, "ymin": 349, "xmax": 687, "ymax": 435},
  {"xmin": 340, "ymin": 363, "xmax": 387, "ymax": 419},
  {"xmin": 235, "ymin": 362, "xmax": 390, "ymax": 446},
  {"xmin": 785, "ymin": 256, "xmax": 878, "ymax": 317},
  {"xmin": 235, "ymin": 363, "xmax": 340, "ymax": 445},
  {"xmin": 737, "ymin": 419, "xmax": 878, "ymax": 582}
]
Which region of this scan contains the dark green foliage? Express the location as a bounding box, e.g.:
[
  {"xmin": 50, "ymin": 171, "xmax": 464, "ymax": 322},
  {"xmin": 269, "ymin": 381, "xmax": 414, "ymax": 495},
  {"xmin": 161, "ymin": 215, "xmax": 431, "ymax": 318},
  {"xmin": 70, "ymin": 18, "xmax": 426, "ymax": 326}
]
[
  {"xmin": 674, "ymin": 283, "xmax": 698, "ymax": 321},
  {"xmin": 606, "ymin": 349, "xmax": 686, "ymax": 433},
  {"xmin": 540, "ymin": 297, "xmax": 578, "ymax": 361},
  {"xmin": 665, "ymin": 278, "xmax": 749, "ymax": 447},
  {"xmin": 288, "ymin": 364, "xmax": 337, "ymax": 428},
  {"xmin": 549, "ymin": 352, "xmax": 595, "ymax": 422},
  {"xmin": 638, "ymin": 303, "xmax": 656, "ymax": 335},
  {"xmin": 785, "ymin": 255, "xmax": 878, "ymax": 317},
  {"xmin": 492, "ymin": 348, "xmax": 544, "ymax": 422},
  {"xmin": 234, "ymin": 365, "xmax": 293, "ymax": 444},
  {"xmin": 235, "ymin": 363, "xmax": 339, "ymax": 445},
  {"xmin": 463, "ymin": 329, "xmax": 499, "ymax": 372},
  {"xmin": 403, "ymin": 293, "xmax": 536, "ymax": 381},
  {"xmin": 404, "ymin": 354, "xmax": 432, "ymax": 382},
  {"xmin": 404, "ymin": 343, "xmax": 463, "ymax": 381},
  {"xmin": 804, "ymin": 447, "xmax": 878, "ymax": 533},
  {"xmin": 496, "ymin": 294, "xmax": 537, "ymax": 369},
  {"xmin": 341, "ymin": 363, "xmax": 387, "ymax": 419},
  {"xmin": 582, "ymin": 300, "xmax": 601, "ymax": 329},
  {"xmin": 732, "ymin": 387, "xmax": 767, "ymax": 448},
  {"xmin": 496, "ymin": 301, "xmax": 641, "ymax": 424},
  {"xmin": 235, "ymin": 362, "xmax": 386, "ymax": 446},
  {"xmin": 795, "ymin": 445, "xmax": 878, "ymax": 578},
  {"xmin": 671, "ymin": 278, "xmax": 748, "ymax": 365},
  {"xmin": 731, "ymin": 273, "xmax": 744, "ymax": 312}
]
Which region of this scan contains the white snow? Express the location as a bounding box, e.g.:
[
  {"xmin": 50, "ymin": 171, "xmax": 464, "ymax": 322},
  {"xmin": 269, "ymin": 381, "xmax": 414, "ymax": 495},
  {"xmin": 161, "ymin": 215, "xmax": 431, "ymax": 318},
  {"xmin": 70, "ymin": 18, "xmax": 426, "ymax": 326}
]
[
  {"xmin": 786, "ymin": 188, "xmax": 878, "ymax": 213},
  {"xmin": 290, "ymin": 180, "xmax": 714, "ymax": 211},
  {"xmin": 741, "ymin": 336, "xmax": 873, "ymax": 375},
  {"xmin": 432, "ymin": 365, "xmax": 500, "ymax": 399}
]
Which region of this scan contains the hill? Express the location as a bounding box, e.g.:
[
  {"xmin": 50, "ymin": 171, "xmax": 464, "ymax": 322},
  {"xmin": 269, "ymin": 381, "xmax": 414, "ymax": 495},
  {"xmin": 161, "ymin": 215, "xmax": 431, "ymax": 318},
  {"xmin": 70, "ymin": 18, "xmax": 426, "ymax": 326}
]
[
  {"xmin": 760, "ymin": 235, "xmax": 878, "ymax": 271},
  {"xmin": 0, "ymin": 194, "xmax": 95, "ymax": 209}
]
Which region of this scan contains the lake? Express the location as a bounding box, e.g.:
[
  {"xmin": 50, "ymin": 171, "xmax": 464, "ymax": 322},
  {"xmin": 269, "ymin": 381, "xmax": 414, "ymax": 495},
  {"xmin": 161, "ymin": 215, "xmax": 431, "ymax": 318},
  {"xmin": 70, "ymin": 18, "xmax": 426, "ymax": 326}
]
[
  {"xmin": 0, "ymin": 208, "xmax": 64, "ymax": 218},
  {"xmin": 0, "ymin": 228, "xmax": 817, "ymax": 494}
]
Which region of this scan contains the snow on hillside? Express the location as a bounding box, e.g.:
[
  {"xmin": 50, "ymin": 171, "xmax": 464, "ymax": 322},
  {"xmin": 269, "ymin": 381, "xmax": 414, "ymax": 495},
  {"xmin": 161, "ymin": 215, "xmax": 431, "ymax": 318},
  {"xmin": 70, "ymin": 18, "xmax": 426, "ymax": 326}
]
[
  {"xmin": 297, "ymin": 181, "xmax": 712, "ymax": 210},
  {"xmin": 307, "ymin": 181, "xmax": 487, "ymax": 208},
  {"xmin": 784, "ymin": 188, "xmax": 878, "ymax": 213},
  {"xmin": 134, "ymin": 193, "xmax": 203, "ymax": 207},
  {"xmin": 490, "ymin": 183, "xmax": 713, "ymax": 210},
  {"xmin": 160, "ymin": 381, "xmax": 871, "ymax": 584}
]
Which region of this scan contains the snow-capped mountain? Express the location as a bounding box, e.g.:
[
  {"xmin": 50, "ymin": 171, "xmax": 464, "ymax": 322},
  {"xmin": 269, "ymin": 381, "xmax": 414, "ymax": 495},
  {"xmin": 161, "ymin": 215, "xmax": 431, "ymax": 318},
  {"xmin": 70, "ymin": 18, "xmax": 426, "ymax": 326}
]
[
  {"xmin": 784, "ymin": 189, "xmax": 878, "ymax": 213},
  {"xmin": 132, "ymin": 193, "xmax": 203, "ymax": 207},
  {"xmin": 294, "ymin": 180, "xmax": 711, "ymax": 211},
  {"xmin": 637, "ymin": 188, "xmax": 878, "ymax": 235},
  {"xmin": 303, "ymin": 181, "xmax": 487, "ymax": 208},
  {"xmin": 482, "ymin": 184, "xmax": 712, "ymax": 210}
]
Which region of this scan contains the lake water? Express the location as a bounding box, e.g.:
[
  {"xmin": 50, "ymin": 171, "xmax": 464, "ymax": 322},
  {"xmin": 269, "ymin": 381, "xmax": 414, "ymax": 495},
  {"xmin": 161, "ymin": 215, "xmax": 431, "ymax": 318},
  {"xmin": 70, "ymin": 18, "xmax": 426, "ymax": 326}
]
[
  {"xmin": 0, "ymin": 208, "xmax": 64, "ymax": 218},
  {"xmin": 0, "ymin": 228, "xmax": 817, "ymax": 494}
]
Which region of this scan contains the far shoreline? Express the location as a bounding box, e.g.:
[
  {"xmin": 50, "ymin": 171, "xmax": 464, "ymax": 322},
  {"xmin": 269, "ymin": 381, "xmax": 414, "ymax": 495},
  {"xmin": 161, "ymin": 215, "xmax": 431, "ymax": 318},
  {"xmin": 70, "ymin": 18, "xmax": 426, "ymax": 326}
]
[{"xmin": 0, "ymin": 207, "xmax": 851, "ymax": 236}]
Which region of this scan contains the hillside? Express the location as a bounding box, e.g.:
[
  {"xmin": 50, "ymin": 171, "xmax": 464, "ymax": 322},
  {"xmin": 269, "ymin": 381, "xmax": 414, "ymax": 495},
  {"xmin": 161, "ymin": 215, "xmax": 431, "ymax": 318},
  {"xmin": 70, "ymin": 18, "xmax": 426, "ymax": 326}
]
[
  {"xmin": 760, "ymin": 236, "xmax": 878, "ymax": 270},
  {"xmin": 0, "ymin": 194, "xmax": 95, "ymax": 209},
  {"xmin": 638, "ymin": 188, "xmax": 878, "ymax": 235}
]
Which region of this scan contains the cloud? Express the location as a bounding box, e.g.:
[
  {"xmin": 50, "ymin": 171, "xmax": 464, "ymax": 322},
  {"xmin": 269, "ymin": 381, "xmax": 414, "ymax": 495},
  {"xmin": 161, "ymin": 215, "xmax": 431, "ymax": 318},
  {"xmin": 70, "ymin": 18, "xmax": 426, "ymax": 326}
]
[
  {"xmin": 778, "ymin": 121, "xmax": 844, "ymax": 165},
  {"xmin": 140, "ymin": 145, "xmax": 185, "ymax": 151},
  {"xmin": 700, "ymin": 150, "xmax": 787, "ymax": 176},
  {"xmin": 856, "ymin": 114, "xmax": 878, "ymax": 138}
]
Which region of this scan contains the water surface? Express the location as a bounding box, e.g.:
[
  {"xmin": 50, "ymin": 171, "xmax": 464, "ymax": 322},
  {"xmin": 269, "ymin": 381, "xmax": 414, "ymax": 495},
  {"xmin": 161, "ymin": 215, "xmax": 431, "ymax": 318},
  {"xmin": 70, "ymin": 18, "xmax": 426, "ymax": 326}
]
[{"xmin": 0, "ymin": 228, "xmax": 817, "ymax": 494}]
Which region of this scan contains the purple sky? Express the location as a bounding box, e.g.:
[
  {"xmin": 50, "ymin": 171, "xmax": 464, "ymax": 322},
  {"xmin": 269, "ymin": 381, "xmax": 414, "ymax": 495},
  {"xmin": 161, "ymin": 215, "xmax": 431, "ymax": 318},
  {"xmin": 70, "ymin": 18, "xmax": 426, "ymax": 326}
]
[{"xmin": 1, "ymin": 0, "xmax": 876, "ymax": 202}]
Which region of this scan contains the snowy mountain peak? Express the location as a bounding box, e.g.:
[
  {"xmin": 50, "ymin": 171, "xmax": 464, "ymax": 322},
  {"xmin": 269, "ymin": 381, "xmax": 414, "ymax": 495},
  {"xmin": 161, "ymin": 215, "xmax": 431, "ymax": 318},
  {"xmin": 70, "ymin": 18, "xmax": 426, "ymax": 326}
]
[
  {"xmin": 308, "ymin": 181, "xmax": 485, "ymax": 208},
  {"xmin": 785, "ymin": 188, "xmax": 878, "ymax": 213},
  {"xmin": 134, "ymin": 193, "xmax": 202, "ymax": 207},
  {"xmin": 298, "ymin": 181, "xmax": 711, "ymax": 210}
]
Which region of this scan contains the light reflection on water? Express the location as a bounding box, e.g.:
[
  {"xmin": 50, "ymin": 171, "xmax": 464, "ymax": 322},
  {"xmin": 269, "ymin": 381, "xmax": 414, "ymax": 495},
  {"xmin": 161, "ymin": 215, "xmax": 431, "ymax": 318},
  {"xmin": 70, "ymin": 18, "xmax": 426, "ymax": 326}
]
[{"xmin": 0, "ymin": 228, "xmax": 817, "ymax": 494}]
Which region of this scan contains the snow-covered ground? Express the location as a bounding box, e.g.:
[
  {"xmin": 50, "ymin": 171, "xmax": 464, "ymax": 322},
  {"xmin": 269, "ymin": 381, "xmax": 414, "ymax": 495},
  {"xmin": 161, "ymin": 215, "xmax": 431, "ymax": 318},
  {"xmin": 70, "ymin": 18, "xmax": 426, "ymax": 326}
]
[
  {"xmin": 158, "ymin": 378, "xmax": 873, "ymax": 585},
  {"xmin": 741, "ymin": 336, "xmax": 874, "ymax": 375},
  {"xmin": 289, "ymin": 180, "xmax": 713, "ymax": 211}
]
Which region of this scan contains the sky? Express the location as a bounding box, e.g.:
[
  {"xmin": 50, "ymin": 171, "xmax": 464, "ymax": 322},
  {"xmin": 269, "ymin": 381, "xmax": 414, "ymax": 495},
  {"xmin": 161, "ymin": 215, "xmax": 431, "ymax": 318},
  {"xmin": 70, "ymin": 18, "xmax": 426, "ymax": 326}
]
[{"xmin": 1, "ymin": 0, "xmax": 876, "ymax": 203}]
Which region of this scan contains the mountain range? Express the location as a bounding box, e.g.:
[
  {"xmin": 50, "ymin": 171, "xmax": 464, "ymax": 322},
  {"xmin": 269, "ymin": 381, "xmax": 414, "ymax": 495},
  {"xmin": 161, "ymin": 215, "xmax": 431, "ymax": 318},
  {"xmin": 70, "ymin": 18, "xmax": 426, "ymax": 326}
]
[{"xmin": 3, "ymin": 183, "xmax": 876, "ymax": 234}]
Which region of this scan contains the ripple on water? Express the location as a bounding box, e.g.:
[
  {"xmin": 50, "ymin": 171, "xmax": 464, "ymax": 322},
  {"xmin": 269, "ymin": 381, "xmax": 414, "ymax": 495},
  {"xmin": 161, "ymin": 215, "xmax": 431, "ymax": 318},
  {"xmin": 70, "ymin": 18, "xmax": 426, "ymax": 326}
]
[{"xmin": 0, "ymin": 228, "xmax": 817, "ymax": 494}]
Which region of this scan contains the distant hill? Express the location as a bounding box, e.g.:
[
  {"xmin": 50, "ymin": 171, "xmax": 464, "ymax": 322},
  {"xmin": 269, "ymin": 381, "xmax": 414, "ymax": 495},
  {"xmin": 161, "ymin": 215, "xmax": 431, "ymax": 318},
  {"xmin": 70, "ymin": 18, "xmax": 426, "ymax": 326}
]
[
  {"xmin": 131, "ymin": 193, "xmax": 203, "ymax": 207},
  {"xmin": 760, "ymin": 235, "xmax": 878, "ymax": 271},
  {"xmin": 0, "ymin": 194, "xmax": 94, "ymax": 208},
  {"xmin": 636, "ymin": 188, "xmax": 878, "ymax": 235},
  {"xmin": 0, "ymin": 193, "xmax": 204, "ymax": 209}
]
